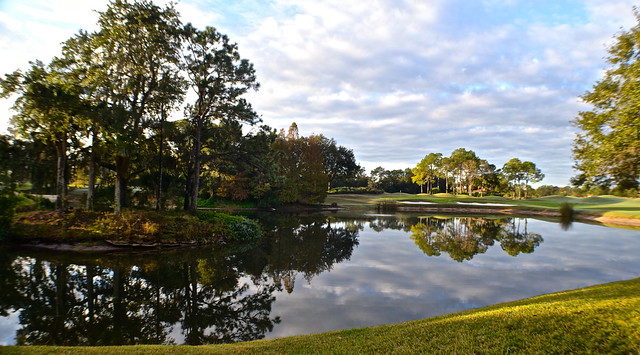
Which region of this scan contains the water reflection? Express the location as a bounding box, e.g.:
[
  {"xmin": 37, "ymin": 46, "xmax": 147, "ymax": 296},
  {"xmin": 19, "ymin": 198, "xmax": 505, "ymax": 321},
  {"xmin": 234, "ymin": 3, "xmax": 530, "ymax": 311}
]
[
  {"xmin": 410, "ymin": 217, "xmax": 543, "ymax": 261},
  {"xmin": 355, "ymin": 214, "xmax": 543, "ymax": 261},
  {"xmin": 0, "ymin": 213, "xmax": 360, "ymax": 345}
]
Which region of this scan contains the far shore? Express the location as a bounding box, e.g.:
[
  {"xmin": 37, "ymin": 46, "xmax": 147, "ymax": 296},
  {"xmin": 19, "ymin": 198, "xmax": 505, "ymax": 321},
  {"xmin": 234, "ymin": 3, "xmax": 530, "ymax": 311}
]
[{"xmin": 325, "ymin": 192, "xmax": 640, "ymax": 229}]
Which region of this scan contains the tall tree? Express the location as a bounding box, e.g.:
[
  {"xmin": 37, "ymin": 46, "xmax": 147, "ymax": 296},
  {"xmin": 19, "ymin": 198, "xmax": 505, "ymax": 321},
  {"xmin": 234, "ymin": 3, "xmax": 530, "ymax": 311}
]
[
  {"xmin": 273, "ymin": 125, "xmax": 328, "ymax": 204},
  {"xmin": 502, "ymin": 158, "xmax": 542, "ymax": 199},
  {"xmin": 1, "ymin": 61, "xmax": 86, "ymax": 212},
  {"xmin": 58, "ymin": 29, "xmax": 105, "ymax": 210},
  {"xmin": 181, "ymin": 23, "xmax": 259, "ymax": 211},
  {"xmin": 412, "ymin": 153, "xmax": 442, "ymax": 194},
  {"xmin": 520, "ymin": 161, "xmax": 544, "ymax": 199},
  {"xmin": 317, "ymin": 135, "xmax": 361, "ymax": 189},
  {"xmin": 448, "ymin": 148, "xmax": 479, "ymax": 195},
  {"xmin": 502, "ymin": 158, "xmax": 524, "ymax": 199},
  {"xmin": 83, "ymin": 0, "xmax": 184, "ymax": 213},
  {"xmin": 572, "ymin": 8, "xmax": 640, "ymax": 192}
]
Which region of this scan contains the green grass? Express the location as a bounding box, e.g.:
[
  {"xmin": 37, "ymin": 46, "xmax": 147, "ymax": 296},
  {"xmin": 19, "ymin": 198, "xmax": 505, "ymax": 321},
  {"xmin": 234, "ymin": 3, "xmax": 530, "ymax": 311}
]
[
  {"xmin": 3, "ymin": 278, "xmax": 639, "ymax": 354},
  {"xmin": 9, "ymin": 210, "xmax": 260, "ymax": 245},
  {"xmin": 326, "ymin": 193, "xmax": 640, "ymax": 223}
]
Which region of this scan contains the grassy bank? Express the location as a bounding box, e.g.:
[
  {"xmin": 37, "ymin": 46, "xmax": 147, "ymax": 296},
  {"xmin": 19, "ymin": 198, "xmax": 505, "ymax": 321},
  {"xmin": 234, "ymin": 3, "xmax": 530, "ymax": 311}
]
[
  {"xmin": 7, "ymin": 210, "xmax": 261, "ymax": 247},
  {"xmin": 2, "ymin": 278, "xmax": 638, "ymax": 354},
  {"xmin": 326, "ymin": 193, "xmax": 640, "ymax": 227}
]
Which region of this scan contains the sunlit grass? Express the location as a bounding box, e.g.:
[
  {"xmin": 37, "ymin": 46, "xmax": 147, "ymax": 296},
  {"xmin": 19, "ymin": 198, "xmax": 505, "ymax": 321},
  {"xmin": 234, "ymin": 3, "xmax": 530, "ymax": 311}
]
[
  {"xmin": 326, "ymin": 193, "xmax": 640, "ymax": 222},
  {"xmin": 4, "ymin": 278, "xmax": 639, "ymax": 354}
]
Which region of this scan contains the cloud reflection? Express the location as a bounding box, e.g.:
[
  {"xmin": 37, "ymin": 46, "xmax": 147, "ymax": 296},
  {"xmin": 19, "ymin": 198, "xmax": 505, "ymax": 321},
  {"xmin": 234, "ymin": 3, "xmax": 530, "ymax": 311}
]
[{"xmin": 266, "ymin": 216, "xmax": 640, "ymax": 339}]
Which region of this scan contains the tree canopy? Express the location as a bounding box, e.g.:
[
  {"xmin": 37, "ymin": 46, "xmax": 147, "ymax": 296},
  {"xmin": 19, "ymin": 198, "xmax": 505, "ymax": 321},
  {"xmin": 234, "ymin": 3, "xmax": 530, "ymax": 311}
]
[
  {"xmin": 572, "ymin": 8, "xmax": 640, "ymax": 193},
  {"xmin": 0, "ymin": 1, "xmax": 363, "ymax": 212}
]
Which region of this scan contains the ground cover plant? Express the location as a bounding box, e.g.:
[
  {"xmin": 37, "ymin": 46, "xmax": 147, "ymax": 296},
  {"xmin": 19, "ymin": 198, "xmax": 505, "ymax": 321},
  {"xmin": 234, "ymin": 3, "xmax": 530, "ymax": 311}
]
[{"xmin": 7, "ymin": 210, "xmax": 261, "ymax": 246}]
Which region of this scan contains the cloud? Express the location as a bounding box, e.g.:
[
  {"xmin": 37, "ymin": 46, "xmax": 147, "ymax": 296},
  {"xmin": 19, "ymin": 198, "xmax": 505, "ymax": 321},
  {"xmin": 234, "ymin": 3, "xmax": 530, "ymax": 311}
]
[
  {"xmin": 230, "ymin": 0, "xmax": 639, "ymax": 185},
  {"xmin": 1, "ymin": 0, "xmax": 637, "ymax": 185}
]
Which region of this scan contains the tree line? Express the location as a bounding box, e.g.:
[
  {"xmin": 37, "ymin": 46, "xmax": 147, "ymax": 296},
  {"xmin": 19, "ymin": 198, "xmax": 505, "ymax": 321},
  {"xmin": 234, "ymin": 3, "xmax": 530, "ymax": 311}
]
[
  {"xmin": 366, "ymin": 149, "xmax": 544, "ymax": 198},
  {"xmin": 0, "ymin": 0, "xmax": 361, "ymax": 213}
]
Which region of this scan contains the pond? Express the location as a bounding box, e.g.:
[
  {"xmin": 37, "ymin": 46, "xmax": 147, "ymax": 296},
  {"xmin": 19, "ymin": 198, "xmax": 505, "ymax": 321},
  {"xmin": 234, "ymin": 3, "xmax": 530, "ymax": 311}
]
[{"xmin": 0, "ymin": 212, "xmax": 639, "ymax": 345}]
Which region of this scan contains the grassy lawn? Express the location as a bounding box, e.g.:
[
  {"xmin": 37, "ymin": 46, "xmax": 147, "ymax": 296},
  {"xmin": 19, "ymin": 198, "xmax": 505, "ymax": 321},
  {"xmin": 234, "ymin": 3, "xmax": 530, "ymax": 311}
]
[
  {"xmin": 3, "ymin": 278, "xmax": 638, "ymax": 354},
  {"xmin": 326, "ymin": 193, "xmax": 640, "ymax": 222}
]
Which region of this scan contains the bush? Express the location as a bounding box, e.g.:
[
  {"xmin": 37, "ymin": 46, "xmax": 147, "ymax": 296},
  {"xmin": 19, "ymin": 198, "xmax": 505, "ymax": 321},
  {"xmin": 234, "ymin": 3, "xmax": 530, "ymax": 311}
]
[
  {"xmin": 197, "ymin": 211, "xmax": 262, "ymax": 242},
  {"xmin": 0, "ymin": 193, "xmax": 17, "ymax": 241},
  {"xmin": 328, "ymin": 186, "xmax": 383, "ymax": 194},
  {"xmin": 613, "ymin": 188, "xmax": 638, "ymax": 198}
]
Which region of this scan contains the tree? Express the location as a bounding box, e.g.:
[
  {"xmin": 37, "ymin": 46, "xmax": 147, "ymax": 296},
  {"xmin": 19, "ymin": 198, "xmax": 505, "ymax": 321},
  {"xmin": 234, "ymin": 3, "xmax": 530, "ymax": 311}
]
[
  {"xmin": 317, "ymin": 135, "xmax": 361, "ymax": 189},
  {"xmin": 81, "ymin": 0, "xmax": 184, "ymax": 213},
  {"xmin": 1, "ymin": 61, "xmax": 86, "ymax": 212},
  {"xmin": 477, "ymin": 159, "xmax": 499, "ymax": 196},
  {"xmin": 572, "ymin": 8, "xmax": 640, "ymax": 192},
  {"xmin": 502, "ymin": 158, "xmax": 543, "ymax": 199},
  {"xmin": 502, "ymin": 158, "xmax": 524, "ymax": 199},
  {"xmin": 520, "ymin": 161, "xmax": 544, "ymax": 199},
  {"xmin": 273, "ymin": 124, "xmax": 328, "ymax": 204},
  {"xmin": 181, "ymin": 23, "xmax": 259, "ymax": 211},
  {"xmin": 412, "ymin": 153, "xmax": 442, "ymax": 194},
  {"xmin": 448, "ymin": 148, "xmax": 479, "ymax": 195}
]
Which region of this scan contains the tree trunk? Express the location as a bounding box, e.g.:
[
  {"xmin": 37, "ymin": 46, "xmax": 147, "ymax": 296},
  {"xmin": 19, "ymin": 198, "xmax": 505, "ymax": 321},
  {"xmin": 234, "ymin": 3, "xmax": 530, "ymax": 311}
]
[
  {"xmin": 55, "ymin": 138, "xmax": 67, "ymax": 214},
  {"xmin": 445, "ymin": 176, "xmax": 449, "ymax": 194},
  {"xmin": 86, "ymin": 129, "xmax": 96, "ymax": 211},
  {"xmin": 114, "ymin": 156, "xmax": 130, "ymax": 214},
  {"xmin": 189, "ymin": 120, "xmax": 203, "ymax": 212},
  {"xmin": 183, "ymin": 172, "xmax": 192, "ymax": 211},
  {"xmin": 156, "ymin": 114, "xmax": 165, "ymax": 211}
]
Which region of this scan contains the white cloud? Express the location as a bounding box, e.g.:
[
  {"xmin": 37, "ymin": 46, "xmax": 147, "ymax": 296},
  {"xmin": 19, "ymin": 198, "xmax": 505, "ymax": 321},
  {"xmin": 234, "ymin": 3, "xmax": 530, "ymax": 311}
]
[{"xmin": 1, "ymin": 0, "xmax": 638, "ymax": 185}]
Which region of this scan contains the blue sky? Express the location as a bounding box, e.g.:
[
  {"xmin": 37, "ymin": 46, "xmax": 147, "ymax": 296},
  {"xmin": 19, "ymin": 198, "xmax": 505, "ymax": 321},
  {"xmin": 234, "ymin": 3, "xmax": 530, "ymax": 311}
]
[{"xmin": 0, "ymin": 0, "xmax": 637, "ymax": 186}]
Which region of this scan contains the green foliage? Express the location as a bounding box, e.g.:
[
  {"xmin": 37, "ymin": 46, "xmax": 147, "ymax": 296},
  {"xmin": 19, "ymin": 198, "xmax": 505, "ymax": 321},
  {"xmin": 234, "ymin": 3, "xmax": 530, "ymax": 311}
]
[
  {"xmin": 407, "ymin": 149, "xmax": 504, "ymax": 197},
  {"xmin": 369, "ymin": 167, "xmax": 419, "ymax": 194},
  {"xmin": 613, "ymin": 187, "xmax": 639, "ymax": 198},
  {"xmin": 501, "ymin": 158, "xmax": 544, "ymax": 199},
  {"xmin": 10, "ymin": 210, "xmax": 247, "ymax": 245},
  {"xmin": 14, "ymin": 194, "xmax": 55, "ymax": 212},
  {"xmin": 1, "ymin": 2, "xmax": 365, "ymax": 213},
  {"xmin": 573, "ymin": 8, "xmax": 640, "ymax": 191},
  {"xmin": 197, "ymin": 210, "xmax": 261, "ymax": 242},
  {"xmin": 316, "ymin": 135, "xmax": 363, "ymax": 189},
  {"xmin": 411, "ymin": 152, "xmax": 442, "ymax": 194},
  {"xmin": 0, "ymin": 192, "xmax": 17, "ymax": 241},
  {"xmin": 272, "ymin": 124, "xmax": 329, "ymax": 205},
  {"xmin": 328, "ymin": 186, "xmax": 383, "ymax": 194}
]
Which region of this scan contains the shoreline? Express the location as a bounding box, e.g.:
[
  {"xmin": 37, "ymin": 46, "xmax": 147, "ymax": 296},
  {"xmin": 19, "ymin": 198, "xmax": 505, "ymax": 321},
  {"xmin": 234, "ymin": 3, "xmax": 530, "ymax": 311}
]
[{"xmin": 390, "ymin": 205, "xmax": 640, "ymax": 228}]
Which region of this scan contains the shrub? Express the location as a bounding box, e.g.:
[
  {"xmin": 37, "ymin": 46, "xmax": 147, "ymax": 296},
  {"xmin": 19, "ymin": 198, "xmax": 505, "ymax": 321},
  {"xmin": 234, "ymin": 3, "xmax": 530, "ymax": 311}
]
[
  {"xmin": 197, "ymin": 211, "xmax": 262, "ymax": 242},
  {"xmin": 613, "ymin": 188, "xmax": 638, "ymax": 198},
  {"xmin": 0, "ymin": 193, "xmax": 17, "ymax": 241},
  {"xmin": 328, "ymin": 186, "xmax": 383, "ymax": 194}
]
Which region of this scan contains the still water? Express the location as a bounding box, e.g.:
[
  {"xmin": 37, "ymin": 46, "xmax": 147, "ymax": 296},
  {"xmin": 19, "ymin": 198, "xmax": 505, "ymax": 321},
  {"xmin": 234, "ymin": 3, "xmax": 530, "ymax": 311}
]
[{"xmin": 0, "ymin": 212, "xmax": 639, "ymax": 345}]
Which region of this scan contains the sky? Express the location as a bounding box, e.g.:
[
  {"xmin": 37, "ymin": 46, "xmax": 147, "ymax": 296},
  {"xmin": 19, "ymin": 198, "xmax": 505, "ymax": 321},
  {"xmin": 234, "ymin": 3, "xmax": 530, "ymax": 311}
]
[{"xmin": 0, "ymin": 0, "xmax": 638, "ymax": 186}]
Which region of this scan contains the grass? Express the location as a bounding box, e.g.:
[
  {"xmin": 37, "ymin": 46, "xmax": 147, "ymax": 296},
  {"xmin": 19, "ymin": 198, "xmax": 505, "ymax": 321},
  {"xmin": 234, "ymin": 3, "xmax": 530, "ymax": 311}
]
[
  {"xmin": 8, "ymin": 210, "xmax": 260, "ymax": 246},
  {"xmin": 2, "ymin": 278, "xmax": 639, "ymax": 354},
  {"xmin": 326, "ymin": 193, "xmax": 640, "ymax": 223}
]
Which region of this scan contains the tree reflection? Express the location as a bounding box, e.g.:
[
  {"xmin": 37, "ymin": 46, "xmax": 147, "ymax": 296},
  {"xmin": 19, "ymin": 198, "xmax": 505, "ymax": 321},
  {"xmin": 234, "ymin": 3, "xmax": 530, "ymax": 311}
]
[
  {"xmin": 255, "ymin": 213, "xmax": 360, "ymax": 292},
  {"xmin": 0, "ymin": 212, "xmax": 361, "ymax": 346},
  {"xmin": 498, "ymin": 218, "xmax": 543, "ymax": 256},
  {"xmin": 409, "ymin": 216, "xmax": 543, "ymax": 261}
]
